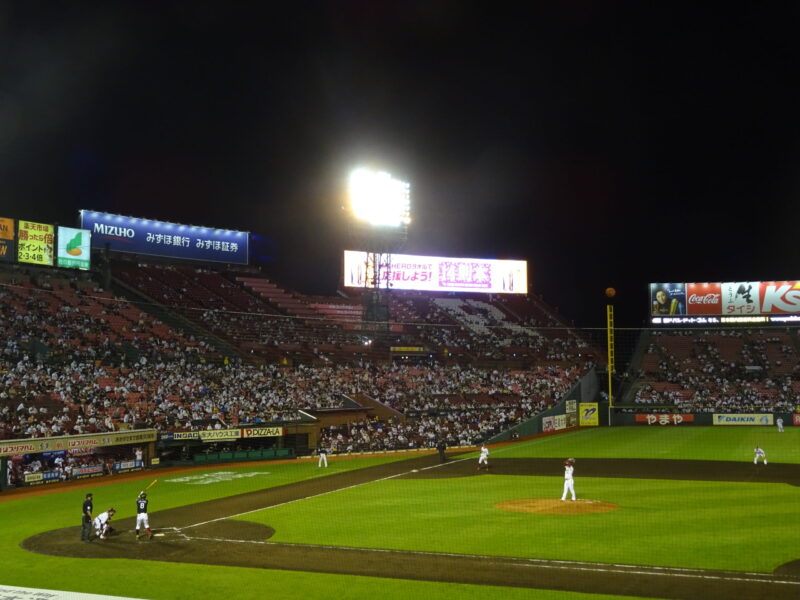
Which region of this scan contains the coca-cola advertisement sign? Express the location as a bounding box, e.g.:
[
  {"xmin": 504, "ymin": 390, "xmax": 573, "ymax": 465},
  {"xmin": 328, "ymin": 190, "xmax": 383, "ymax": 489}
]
[
  {"xmin": 651, "ymin": 280, "xmax": 800, "ymax": 318},
  {"xmin": 686, "ymin": 283, "xmax": 722, "ymax": 315}
]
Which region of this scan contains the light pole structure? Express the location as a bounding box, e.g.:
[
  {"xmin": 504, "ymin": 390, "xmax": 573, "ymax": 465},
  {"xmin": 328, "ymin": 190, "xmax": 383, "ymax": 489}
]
[{"xmin": 346, "ymin": 168, "xmax": 411, "ymax": 325}]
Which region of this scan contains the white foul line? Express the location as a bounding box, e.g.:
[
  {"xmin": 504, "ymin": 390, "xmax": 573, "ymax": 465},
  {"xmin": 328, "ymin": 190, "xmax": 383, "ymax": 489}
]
[
  {"xmin": 171, "ymin": 454, "xmax": 800, "ymax": 588},
  {"xmin": 167, "ymin": 533, "xmax": 800, "ymax": 587},
  {"xmin": 177, "ymin": 457, "xmax": 470, "ymax": 531}
]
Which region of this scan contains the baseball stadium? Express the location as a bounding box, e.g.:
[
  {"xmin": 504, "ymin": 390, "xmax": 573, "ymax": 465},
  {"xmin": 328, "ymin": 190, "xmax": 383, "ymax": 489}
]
[{"xmin": 1, "ymin": 203, "xmax": 799, "ymax": 600}]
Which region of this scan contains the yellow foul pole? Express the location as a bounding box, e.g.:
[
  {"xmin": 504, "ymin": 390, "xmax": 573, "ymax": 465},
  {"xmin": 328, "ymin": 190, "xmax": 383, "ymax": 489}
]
[{"xmin": 606, "ymin": 303, "xmax": 615, "ymax": 409}]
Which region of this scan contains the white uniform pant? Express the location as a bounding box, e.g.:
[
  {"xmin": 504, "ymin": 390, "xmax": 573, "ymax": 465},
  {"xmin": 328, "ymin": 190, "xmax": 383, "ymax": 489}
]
[
  {"xmin": 754, "ymin": 455, "xmax": 767, "ymax": 464},
  {"xmin": 318, "ymin": 453, "xmax": 328, "ymax": 467},
  {"xmin": 136, "ymin": 514, "xmax": 150, "ymax": 531},
  {"xmin": 561, "ymin": 479, "xmax": 575, "ymax": 500},
  {"xmin": 478, "ymin": 456, "xmax": 488, "ymax": 466},
  {"xmin": 93, "ymin": 518, "xmax": 110, "ymax": 537}
]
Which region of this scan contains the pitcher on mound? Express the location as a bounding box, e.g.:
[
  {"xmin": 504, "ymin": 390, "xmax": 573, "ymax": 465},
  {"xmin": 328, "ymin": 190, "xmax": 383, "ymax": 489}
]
[{"xmin": 561, "ymin": 458, "xmax": 576, "ymax": 501}]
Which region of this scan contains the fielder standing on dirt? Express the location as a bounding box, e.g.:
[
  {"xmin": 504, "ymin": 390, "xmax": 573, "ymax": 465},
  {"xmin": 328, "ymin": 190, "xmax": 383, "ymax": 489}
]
[
  {"xmin": 135, "ymin": 491, "xmax": 153, "ymax": 540},
  {"xmin": 561, "ymin": 458, "xmax": 576, "ymax": 501},
  {"xmin": 754, "ymin": 446, "xmax": 767, "ymax": 465},
  {"xmin": 477, "ymin": 444, "xmax": 490, "ymax": 471}
]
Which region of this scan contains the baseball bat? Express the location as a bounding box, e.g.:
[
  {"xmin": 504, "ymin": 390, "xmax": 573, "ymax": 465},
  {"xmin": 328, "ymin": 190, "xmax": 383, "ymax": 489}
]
[{"xmin": 144, "ymin": 478, "xmax": 158, "ymax": 491}]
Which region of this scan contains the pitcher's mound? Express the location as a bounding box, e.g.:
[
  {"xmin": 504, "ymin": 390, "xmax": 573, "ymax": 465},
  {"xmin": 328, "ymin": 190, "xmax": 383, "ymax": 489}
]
[{"xmin": 496, "ymin": 498, "xmax": 619, "ymax": 514}]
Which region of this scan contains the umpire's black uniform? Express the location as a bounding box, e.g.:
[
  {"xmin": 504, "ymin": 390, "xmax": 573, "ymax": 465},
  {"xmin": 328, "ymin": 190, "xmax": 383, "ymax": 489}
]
[
  {"xmin": 437, "ymin": 440, "xmax": 447, "ymax": 462},
  {"xmin": 81, "ymin": 493, "xmax": 93, "ymax": 541}
]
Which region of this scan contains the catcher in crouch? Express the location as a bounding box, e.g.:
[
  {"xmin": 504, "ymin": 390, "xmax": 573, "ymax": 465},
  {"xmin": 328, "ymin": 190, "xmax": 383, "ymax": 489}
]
[
  {"xmin": 93, "ymin": 508, "xmax": 116, "ymax": 540},
  {"xmin": 135, "ymin": 491, "xmax": 153, "ymax": 540},
  {"xmin": 560, "ymin": 458, "xmax": 576, "ymax": 501}
]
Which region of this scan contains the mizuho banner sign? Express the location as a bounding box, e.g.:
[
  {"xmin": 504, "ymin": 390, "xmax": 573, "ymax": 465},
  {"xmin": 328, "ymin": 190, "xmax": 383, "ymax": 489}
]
[{"xmin": 80, "ymin": 210, "xmax": 249, "ymax": 264}]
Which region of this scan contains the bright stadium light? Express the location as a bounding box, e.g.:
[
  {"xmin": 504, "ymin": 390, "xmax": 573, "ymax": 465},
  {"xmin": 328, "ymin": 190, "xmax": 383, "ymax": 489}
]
[{"xmin": 348, "ymin": 168, "xmax": 411, "ymax": 228}]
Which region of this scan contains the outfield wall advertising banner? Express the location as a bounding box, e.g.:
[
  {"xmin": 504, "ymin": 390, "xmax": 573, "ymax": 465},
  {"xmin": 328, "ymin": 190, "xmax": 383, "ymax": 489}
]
[
  {"xmin": 241, "ymin": 427, "xmax": 284, "ymax": 438},
  {"xmin": 343, "ymin": 250, "xmax": 528, "ymax": 294},
  {"xmin": 579, "ymin": 403, "xmax": 599, "ymax": 426},
  {"xmin": 713, "ymin": 414, "xmax": 773, "ymax": 426},
  {"xmin": 80, "ymin": 210, "xmax": 249, "ymax": 264},
  {"xmin": 17, "ymin": 220, "xmax": 54, "ymax": 266},
  {"xmin": 635, "ymin": 414, "xmax": 695, "ymax": 425},
  {"xmin": 0, "ymin": 217, "xmax": 15, "ymax": 263},
  {"xmin": 651, "ymin": 280, "xmax": 800, "ymax": 325},
  {"xmin": 0, "ymin": 430, "xmax": 157, "ymax": 457},
  {"xmin": 198, "ymin": 429, "xmax": 241, "ymax": 442},
  {"xmin": 56, "ymin": 226, "xmax": 91, "ymax": 270}
]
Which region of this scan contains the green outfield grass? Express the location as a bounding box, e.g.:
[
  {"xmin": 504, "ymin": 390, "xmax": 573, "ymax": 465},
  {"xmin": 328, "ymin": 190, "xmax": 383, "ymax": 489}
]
[
  {"xmin": 495, "ymin": 425, "xmax": 800, "ymax": 463},
  {"xmin": 1, "ymin": 426, "xmax": 797, "ymax": 600}
]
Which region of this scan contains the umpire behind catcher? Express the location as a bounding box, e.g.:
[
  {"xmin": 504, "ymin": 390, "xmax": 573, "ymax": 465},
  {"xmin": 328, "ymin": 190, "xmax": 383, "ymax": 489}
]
[{"xmin": 81, "ymin": 493, "xmax": 93, "ymax": 542}]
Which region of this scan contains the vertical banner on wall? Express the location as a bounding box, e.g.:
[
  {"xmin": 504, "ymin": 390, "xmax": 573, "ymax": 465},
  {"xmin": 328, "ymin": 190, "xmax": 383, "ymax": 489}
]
[
  {"xmin": 17, "ymin": 221, "xmax": 54, "ymax": 266},
  {"xmin": 56, "ymin": 227, "xmax": 92, "ymax": 270},
  {"xmin": 579, "ymin": 403, "xmax": 599, "ymax": 426},
  {"xmin": 0, "ymin": 218, "xmax": 14, "ymax": 263}
]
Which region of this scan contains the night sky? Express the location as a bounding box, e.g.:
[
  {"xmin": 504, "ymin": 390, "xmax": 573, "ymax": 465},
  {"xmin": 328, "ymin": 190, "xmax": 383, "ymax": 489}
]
[{"xmin": 2, "ymin": 2, "xmax": 799, "ymax": 327}]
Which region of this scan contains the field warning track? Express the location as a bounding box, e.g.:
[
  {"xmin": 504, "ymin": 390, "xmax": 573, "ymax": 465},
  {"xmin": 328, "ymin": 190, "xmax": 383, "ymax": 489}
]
[{"xmin": 22, "ymin": 456, "xmax": 800, "ymax": 600}]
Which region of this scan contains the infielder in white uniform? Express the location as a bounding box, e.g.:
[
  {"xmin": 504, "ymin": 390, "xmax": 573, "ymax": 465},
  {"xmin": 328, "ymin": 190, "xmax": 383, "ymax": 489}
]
[
  {"xmin": 754, "ymin": 446, "xmax": 767, "ymax": 465},
  {"xmin": 561, "ymin": 459, "xmax": 576, "ymax": 501},
  {"xmin": 93, "ymin": 508, "xmax": 116, "ymax": 540},
  {"xmin": 477, "ymin": 445, "xmax": 490, "ymax": 471},
  {"xmin": 776, "ymin": 418, "xmax": 784, "ymax": 433}
]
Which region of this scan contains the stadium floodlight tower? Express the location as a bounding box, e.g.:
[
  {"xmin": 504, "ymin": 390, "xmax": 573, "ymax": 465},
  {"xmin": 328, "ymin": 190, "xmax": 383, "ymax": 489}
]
[{"xmin": 347, "ymin": 167, "xmax": 411, "ymax": 324}]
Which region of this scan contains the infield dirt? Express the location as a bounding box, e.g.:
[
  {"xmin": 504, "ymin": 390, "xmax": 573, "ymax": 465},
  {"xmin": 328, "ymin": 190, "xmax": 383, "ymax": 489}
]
[{"xmin": 21, "ymin": 455, "xmax": 800, "ymax": 600}]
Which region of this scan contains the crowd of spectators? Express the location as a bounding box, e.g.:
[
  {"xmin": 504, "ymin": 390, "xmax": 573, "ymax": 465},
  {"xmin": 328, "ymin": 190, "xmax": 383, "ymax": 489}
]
[
  {"xmin": 1, "ymin": 353, "xmax": 590, "ymax": 441},
  {"xmin": 625, "ymin": 329, "xmax": 800, "ymax": 414}
]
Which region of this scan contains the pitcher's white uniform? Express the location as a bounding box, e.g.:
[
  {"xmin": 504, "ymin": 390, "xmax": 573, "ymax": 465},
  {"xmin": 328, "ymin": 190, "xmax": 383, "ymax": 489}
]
[
  {"xmin": 754, "ymin": 446, "xmax": 767, "ymax": 465},
  {"xmin": 561, "ymin": 463, "xmax": 576, "ymax": 501}
]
